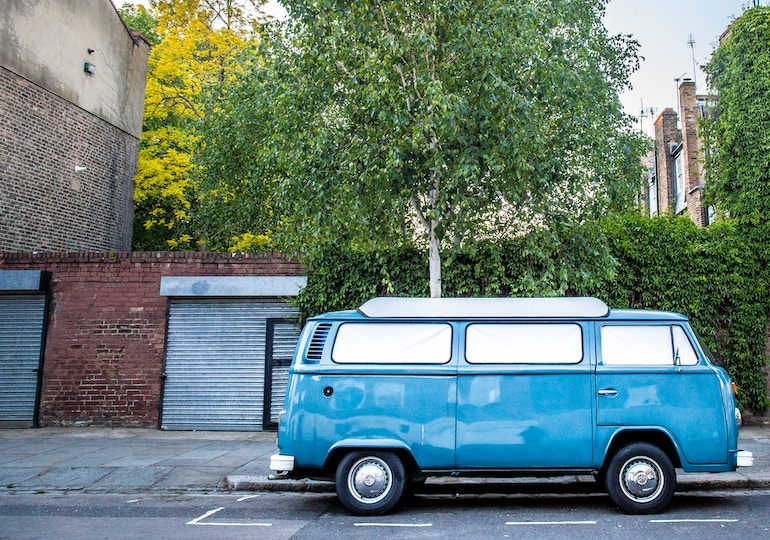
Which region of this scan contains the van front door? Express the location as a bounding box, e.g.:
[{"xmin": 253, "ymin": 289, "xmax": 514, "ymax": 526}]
[
  {"xmin": 596, "ymin": 323, "xmax": 728, "ymax": 465},
  {"xmin": 455, "ymin": 322, "xmax": 593, "ymax": 469}
]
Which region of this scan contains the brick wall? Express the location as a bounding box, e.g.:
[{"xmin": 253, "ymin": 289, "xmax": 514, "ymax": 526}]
[
  {"xmin": 679, "ymin": 81, "xmax": 708, "ymax": 227},
  {"xmin": 0, "ymin": 251, "xmax": 305, "ymax": 427},
  {"xmin": 653, "ymin": 108, "xmax": 681, "ymax": 215},
  {"xmin": 0, "ymin": 67, "xmax": 136, "ymax": 252}
]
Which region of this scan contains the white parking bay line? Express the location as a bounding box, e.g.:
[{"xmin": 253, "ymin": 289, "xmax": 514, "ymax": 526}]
[
  {"xmin": 187, "ymin": 507, "xmax": 272, "ymax": 527},
  {"xmin": 187, "ymin": 507, "xmax": 225, "ymax": 525},
  {"xmin": 237, "ymin": 494, "xmax": 262, "ymax": 502},
  {"xmin": 354, "ymin": 523, "xmax": 433, "ymax": 527},
  {"xmin": 650, "ymin": 519, "xmax": 739, "ymax": 523},
  {"xmin": 506, "ymin": 520, "xmax": 597, "ymax": 526}
]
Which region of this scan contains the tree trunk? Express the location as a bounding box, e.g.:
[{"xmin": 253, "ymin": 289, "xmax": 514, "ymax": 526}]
[{"xmin": 429, "ymin": 220, "xmax": 441, "ymax": 298}]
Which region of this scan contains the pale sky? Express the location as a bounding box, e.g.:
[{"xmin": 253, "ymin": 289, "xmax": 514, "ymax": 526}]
[{"xmin": 604, "ymin": 0, "xmax": 764, "ymax": 136}]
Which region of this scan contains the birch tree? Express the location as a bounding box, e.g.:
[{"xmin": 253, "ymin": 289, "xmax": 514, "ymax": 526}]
[{"xmin": 197, "ymin": 0, "xmax": 644, "ymax": 295}]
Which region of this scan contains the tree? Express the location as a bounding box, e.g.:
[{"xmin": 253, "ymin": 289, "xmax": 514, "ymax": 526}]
[
  {"xmin": 120, "ymin": 0, "xmax": 263, "ymax": 250},
  {"xmin": 197, "ymin": 0, "xmax": 645, "ymax": 295},
  {"xmin": 118, "ymin": 2, "xmax": 162, "ymax": 45},
  {"xmin": 703, "ymin": 6, "xmax": 770, "ymax": 252}
]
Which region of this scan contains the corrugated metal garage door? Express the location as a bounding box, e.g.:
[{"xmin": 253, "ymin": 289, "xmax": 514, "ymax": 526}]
[
  {"xmin": 0, "ymin": 295, "xmax": 46, "ymax": 428},
  {"xmin": 161, "ymin": 298, "xmax": 300, "ymax": 431}
]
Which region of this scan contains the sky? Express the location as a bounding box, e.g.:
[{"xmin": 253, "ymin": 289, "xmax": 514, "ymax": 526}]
[
  {"xmin": 604, "ymin": 0, "xmax": 763, "ymax": 136},
  {"xmin": 125, "ymin": 0, "xmax": 763, "ymax": 136}
]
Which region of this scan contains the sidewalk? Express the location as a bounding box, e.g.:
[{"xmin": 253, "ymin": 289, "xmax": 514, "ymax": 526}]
[{"xmin": 1, "ymin": 426, "xmax": 769, "ymax": 495}]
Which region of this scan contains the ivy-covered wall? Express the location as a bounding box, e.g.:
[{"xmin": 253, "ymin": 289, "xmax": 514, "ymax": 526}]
[{"xmin": 296, "ymin": 213, "xmax": 770, "ymax": 413}]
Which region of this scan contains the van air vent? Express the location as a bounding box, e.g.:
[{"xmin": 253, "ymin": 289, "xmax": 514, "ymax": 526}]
[{"xmin": 306, "ymin": 323, "xmax": 332, "ymax": 361}]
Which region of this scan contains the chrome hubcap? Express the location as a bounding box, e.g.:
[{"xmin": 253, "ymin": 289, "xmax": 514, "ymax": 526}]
[
  {"xmin": 348, "ymin": 457, "xmax": 392, "ymax": 504},
  {"xmin": 621, "ymin": 457, "xmax": 663, "ymax": 501}
]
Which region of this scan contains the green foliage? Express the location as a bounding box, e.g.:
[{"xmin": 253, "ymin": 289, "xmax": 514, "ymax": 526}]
[
  {"xmin": 703, "ymin": 6, "xmax": 770, "ymax": 254},
  {"xmin": 296, "ymin": 213, "xmax": 770, "ymax": 413},
  {"xmin": 196, "ymin": 0, "xmax": 646, "ymax": 293},
  {"xmin": 296, "ymin": 247, "xmax": 426, "ymax": 316},
  {"xmin": 118, "ymin": 3, "xmax": 161, "ymax": 45},
  {"xmin": 296, "ymin": 221, "xmax": 616, "ymax": 314}
]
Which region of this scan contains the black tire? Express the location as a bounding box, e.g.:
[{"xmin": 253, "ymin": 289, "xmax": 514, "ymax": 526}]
[
  {"xmin": 606, "ymin": 442, "xmax": 676, "ymax": 514},
  {"xmin": 335, "ymin": 451, "xmax": 407, "ymax": 515}
]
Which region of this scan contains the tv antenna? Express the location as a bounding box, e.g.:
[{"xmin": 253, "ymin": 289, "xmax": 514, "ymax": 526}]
[
  {"xmin": 638, "ymin": 99, "xmax": 657, "ymax": 135},
  {"xmin": 674, "ymin": 72, "xmax": 687, "ymax": 127},
  {"xmin": 687, "ymin": 34, "xmax": 697, "ymax": 88}
]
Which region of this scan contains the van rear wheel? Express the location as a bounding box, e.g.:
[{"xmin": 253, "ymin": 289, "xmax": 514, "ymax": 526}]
[
  {"xmin": 335, "ymin": 451, "xmax": 406, "ymax": 515},
  {"xmin": 606, "ymin": 442, "xmax": 675, "ymax": 514}
]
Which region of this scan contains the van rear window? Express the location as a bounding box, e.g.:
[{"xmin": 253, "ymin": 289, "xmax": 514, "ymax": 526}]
[
  {"xmin": 331, "ymin": 323, "xmax": 452, "ymax": 364},
  {"xmin": 465, "ymin": 324, "xmax": 583, "ymax": 364}
]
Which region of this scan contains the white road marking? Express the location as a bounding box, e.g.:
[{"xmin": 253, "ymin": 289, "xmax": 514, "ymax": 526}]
[
  {"xmin": 237, "ymin": 494, "xmax": 262, "ymax": 502},
  {"xmin": 506, "ymin": 520, "xmax": 597, "ymax": 525},
  {"xmin": 354, "ymin": 523, "xmax": 433, "ymax": 527},
  {"xmin": 650, "ymin": 519, "xmax": 739, "ymax": 523},
  {"xmin": 187, "ymin": 506, "xmax": 272, "ymax": 527},
  {"xmin": 187, "ymin": 507, "xmax": 225, "ymax": 525}
]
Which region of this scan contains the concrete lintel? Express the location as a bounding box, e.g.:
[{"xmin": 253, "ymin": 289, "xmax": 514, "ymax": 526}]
[{"xmin": 159, "ymin": 276, "xmax": 307, "ymax": 297}]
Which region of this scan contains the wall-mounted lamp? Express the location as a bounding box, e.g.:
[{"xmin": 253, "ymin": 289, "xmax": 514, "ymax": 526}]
[
  {"xmin": 83, "ymin": 62, "xmax": 96, "ymax": 75},
  {"xmin": 74, "ymin": 166, "xmax": 88, "ymax": 173}
]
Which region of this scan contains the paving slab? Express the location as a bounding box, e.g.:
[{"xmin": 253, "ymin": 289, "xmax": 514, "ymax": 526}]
[{"xmin": 0, "ymin": 426, "xmax": 768, "ymax": 496}]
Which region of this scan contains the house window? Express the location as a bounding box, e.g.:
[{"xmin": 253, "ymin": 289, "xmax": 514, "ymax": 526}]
[{"xmin": 673, "ymin": 151, "xmax": 686, "ymax": 213}]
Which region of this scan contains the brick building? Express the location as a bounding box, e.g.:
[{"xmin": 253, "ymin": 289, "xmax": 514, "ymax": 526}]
[
  {"xmin": 0, "ymin": 0, "xmax": 149, "ymax": 252},
  {"xmin": 0, "ymin": 252, "xmax": 307, "ymax": 429},
  {"xmin": 647, "ymin": 80, "xmax": 714, "ymax": 226}
]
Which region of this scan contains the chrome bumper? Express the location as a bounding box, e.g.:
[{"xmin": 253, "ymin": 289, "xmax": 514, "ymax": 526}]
[{"xmin": 269, "ymin": 454, "xmax": 295, "ymax": 474}]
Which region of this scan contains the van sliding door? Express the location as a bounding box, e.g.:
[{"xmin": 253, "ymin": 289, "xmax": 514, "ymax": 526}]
[{"xmin": 456, "ymin": 322, "xmax": 593, "ymax": 469}]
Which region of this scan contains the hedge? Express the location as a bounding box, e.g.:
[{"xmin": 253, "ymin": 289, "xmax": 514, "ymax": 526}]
[{"xmin": 295, "ymin": 213, "xmax": 770, "ymax": 412}]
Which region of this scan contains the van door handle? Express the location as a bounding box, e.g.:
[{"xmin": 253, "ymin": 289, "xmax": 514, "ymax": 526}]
[{"xmin": 598, "ymin": 389, "xmax": 618, "ymax": 396}]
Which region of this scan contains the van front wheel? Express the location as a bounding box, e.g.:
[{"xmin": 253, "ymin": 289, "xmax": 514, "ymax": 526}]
[
  {"xmin": 335, "ymin": 451, "xmax": 406, "ymax": 515},
  {"xmin": 606, "ymin": 443, "xmax": 676, "ymax": 514}
]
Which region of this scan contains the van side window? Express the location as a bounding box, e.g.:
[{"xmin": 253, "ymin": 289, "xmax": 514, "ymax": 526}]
[
  {"xmin": 601, "ymin": 325, "xmax": 698, "ymax": 366},
  {"xmin": 331, "ymin": 323, "xmax": 452, "ymax": 364},
  {"xmin": 465, "ymin": 324, "xmax": 583, "ymax": 364}
]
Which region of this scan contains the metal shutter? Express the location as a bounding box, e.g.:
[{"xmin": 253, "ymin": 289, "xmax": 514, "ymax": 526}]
[
  {"xmin": 0, "ymin": 295, "xmax": 46, "ymax": 427},
  {"xmin": 161, "ymin": 298, "xmax": 299, "ymax": 431}
]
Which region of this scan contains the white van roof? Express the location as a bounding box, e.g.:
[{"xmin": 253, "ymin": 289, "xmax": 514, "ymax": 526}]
[{"xmin": 358, "ymin": 297, "xmax": 609, "ymax": 319}]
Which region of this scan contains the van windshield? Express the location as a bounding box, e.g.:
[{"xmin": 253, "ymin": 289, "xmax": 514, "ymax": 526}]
[{"xmin": 693, "ymin": 331, "xmax": 722, "ymax": 367}]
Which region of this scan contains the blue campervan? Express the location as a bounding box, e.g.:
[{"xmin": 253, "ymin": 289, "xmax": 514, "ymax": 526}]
[{"xmin": 270, "ymin": 297, "xmax": 752, "ymax": 515}]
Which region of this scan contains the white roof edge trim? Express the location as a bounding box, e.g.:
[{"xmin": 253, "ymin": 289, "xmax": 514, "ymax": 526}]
[{"xmin": 358, "ymin": 297, "xmax": 610, "ymax": 319}]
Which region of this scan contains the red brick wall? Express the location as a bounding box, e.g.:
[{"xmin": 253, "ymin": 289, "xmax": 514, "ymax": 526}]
[
  {"xmin": 653, "ymin": 108, "xmax": 681, "ymax": 214},
  {"xmin": 678, "ymin": 81, "xmax": 708, "ymax": 227},
  {"xmin": 0, "ymin": 251, "xmax": 305, "ymax": 427}
]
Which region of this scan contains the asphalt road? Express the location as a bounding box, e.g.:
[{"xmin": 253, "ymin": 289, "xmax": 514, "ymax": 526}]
[{"xmin": 2, "ymin": 489, "xmax": 770, "ymax": 539}]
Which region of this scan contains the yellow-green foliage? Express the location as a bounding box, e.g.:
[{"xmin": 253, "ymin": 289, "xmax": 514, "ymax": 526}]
[{"xmin": 123, "ymin": 0, "xmax": 259, "ymax": 250}]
